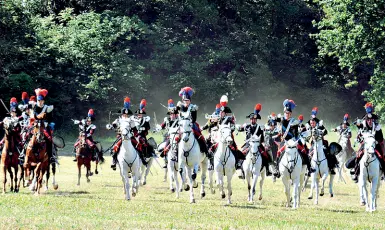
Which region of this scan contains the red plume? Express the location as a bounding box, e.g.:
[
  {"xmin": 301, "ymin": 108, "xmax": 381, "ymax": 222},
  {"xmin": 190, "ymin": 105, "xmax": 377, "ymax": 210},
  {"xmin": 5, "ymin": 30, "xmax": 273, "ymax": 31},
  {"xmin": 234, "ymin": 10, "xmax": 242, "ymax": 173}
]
[{"xmin": 22, "ymin": 92, "xmax": 28, "ymax": 100}]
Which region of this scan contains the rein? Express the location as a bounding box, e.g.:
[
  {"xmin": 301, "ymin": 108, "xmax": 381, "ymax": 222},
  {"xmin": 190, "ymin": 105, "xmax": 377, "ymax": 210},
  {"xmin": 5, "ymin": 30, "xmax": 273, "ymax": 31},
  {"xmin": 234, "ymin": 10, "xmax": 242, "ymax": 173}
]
[{"xmin": 283, "ymin": 149, "xmax": 299, "ymax": 180}]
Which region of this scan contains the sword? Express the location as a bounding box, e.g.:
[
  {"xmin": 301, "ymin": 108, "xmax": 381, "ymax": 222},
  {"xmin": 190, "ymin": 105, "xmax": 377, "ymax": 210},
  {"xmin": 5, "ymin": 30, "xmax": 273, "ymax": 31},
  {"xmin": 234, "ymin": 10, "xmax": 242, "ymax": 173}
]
[
  {"xmin": 0, "ymin": 99, "xmax": 10, "ymax": 113},
  {"xmin": 160, "ymin": 103, "xmax": 168, "ymax": 109}
]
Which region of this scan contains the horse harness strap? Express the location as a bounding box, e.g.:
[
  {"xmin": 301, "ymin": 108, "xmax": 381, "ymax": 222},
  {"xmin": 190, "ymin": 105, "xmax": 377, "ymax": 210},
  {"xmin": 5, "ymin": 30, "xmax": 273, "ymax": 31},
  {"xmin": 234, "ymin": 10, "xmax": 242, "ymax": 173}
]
[
  {"xmin": 364, "ymin": 156, "xmax": 378, "ymax": 183},
  {"xmin": 183, "ymin": 137, "xmax": 196, "ymax": 166},
  {"xmin": 123, "ymin": 150, "xmax": 138, "ymax": 173},
  {"xmin": 284, "ymin": 152, "xmax": 299, "ymax": 180}
]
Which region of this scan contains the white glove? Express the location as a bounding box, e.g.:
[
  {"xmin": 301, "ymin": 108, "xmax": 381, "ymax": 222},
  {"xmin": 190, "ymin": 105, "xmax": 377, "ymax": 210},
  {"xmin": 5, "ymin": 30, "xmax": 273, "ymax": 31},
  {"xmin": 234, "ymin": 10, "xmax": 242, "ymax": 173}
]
[
  {"xmin": 22, "ymin": 112, "xmax": 28, "ymax": 120},
  {"xmin": 356, "ymin": 119, "xmax": 362, "ymax": 125},
  {"xmin": 305, "ymin": 123, "xmax": 310, "ymax": 130},
  {"xmin": 235, "ymin": 124, "xmax": 241, "ymax": 130},
  {"xmin": 74, "ymin": 120, "xmax": 80, "ymax": 125},
  {"xmin": 106, "ymin": 124, "xmax": 112, "ymax": 130},
  {"xmin": 319, "ymin": 120, "xmax": 324, "ymax": 127},
  {"xmin": 376, "ymin": 124, "xmax": 381, "ymax": 131},
  {"xmin": 155, "ymin": 124, "xmax": 162, "ymax": 132},
  {"xmin": 277, "ymin": 113, "xmax": 282, "ymax": 119}
]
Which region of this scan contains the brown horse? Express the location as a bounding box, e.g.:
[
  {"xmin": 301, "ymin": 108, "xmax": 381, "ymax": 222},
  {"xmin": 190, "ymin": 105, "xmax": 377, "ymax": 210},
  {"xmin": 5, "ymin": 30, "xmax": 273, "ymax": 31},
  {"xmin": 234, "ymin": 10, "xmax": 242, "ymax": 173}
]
[
  {"xmin": 76, "ymin": 131, "xmax": 92, "ymax": 185},
  {"xmin": 24, "ymin": 120, "xmax": 49, "ymax": 195},
  {"xmin": 1, "ymin": 118, "xmax": 23, "ymax": 193}
]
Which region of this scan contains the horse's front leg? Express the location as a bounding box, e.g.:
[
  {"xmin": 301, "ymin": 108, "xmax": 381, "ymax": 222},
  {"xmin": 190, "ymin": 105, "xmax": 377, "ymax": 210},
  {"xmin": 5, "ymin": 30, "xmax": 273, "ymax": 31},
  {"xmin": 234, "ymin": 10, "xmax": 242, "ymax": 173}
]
[
  {"xmin": 226, "ymin": 172, "xmax": 233, "ymax": 205},
  {"xmin": 250, "ymin": 171, "xmax": 259, "ymax": 203},
  {"xmin": 292, "ymin": 178, "xmax": 300, "ymax": 209},
  {"xmin": 308, "ymin": 172, "xmax": 315, "ymax": 200},
  {"xmin": 95, "ymin": 160, "xmax": 99, "ymax": 175},
  {"xmin": 13, "ymin": 166, "xmax": 18, "ymax": 193},
  {"xmin": 245, "ymin": 168, "xmax": 251, "ymax": 202},
  {"xmin": 282, "ymin": 177, "xmax": 291, "ymax": 208},
  {"xmin": 172, "ymin": 165, "xmax": 180, "ymax": 198},
  {"xmin": 51, "ymin": 163, "xmax": 58, "ymax": 190},
  {"xmin": 45, "ymin": 164, "xmax": 50, "ymax": 191},
  {"xmin": 77, "ymin": 162, "xmax": 81, "ymax": 186},
  {"xmin": 143, "ymin": 158, "xmax": 153, "ymax": 185},
  {"xmin": 7, "ymin": 167, "xmax": 14, "ymax": 192},
  {"xmin": 216, "ymin": 170, "xmax": 225, "ymax": 200},
  {"xmin": 329, "ymin": 173, "xmax": 335, "ymax": 197},
  {"xmin": 208, "ymin": 168, "xmax": 215, "ymax": 194},
  {"xmin": 320, "ymin": 170, "xmax": 328, "ymax": 197},
  {"xmin": 86, "ymin": 163, "xmax": 91, "ymax": 183},
  {"xmin": 2, "ymin": 165, "xmax": 7, "ymax": 194},
  {"xmin": 259, "ymin": 168, "xmax": 266, "ymax": 201},
  {"xmin": 371, "ymin": 177, "xmax": 379, "ymax": 212},
  {"xmin": 186, "ymin": 166, "xmax": 195, "ymax": 203}
]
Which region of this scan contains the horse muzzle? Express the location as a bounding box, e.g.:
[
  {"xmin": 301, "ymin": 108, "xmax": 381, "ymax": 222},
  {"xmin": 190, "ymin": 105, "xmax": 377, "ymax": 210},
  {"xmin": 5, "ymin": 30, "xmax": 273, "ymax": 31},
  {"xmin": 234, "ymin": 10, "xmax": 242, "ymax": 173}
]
[{"xmin": 183, "ymin": 136, "xmax": 189, "ymax": 142}]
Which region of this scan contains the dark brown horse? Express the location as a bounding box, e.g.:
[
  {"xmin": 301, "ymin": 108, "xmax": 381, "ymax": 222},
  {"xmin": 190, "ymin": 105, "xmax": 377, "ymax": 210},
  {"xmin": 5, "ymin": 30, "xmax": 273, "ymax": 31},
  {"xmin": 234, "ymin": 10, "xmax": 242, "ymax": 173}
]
[
  {"xmin": 1, "ymin": 118, "xmax": 23, "ymax": 193},
  {"xmin": 24, "ymin": 120, "xmax": 49, "ymax": 195},
  {"xmin": 92, "ymin": 141, "xmax": 104, "ymax": 175},
  {"xmin": 76, "ymin": 131, "xmax": 92, "ymax": 185}
]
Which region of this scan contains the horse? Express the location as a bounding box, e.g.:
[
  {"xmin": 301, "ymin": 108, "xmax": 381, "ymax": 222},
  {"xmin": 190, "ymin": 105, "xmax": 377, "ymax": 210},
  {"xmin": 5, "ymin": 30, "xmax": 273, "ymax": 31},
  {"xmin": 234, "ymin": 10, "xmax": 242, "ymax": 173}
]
[
  {"xmin": 138, "ymin": 137, "xmax": 155, "ymax": 186},
  {"xmin": 178, "ymin": 114, "xmax": 209, "ymax": 203},
  {"xmin": 307, "ymin": 127, "xmax": 334, "ymax": 204},
  {"xmin": 1, "ymin": 117, "xmax": 22, "ymax": 193},
  {"xmin": 75, "ymin": 130, "xmax": 93, "ymax": 186},
  {"xmin": 213, "ymin": 123, "xmax": 235, "ymax": 204},
  {"xmin": 166, "ymin": 126, "xmax": 183, "ymax": 197},
  {"xmin": 243, "ymin": 133, "xmax": 265, "ymax": 203},
  {"xmin": 264, "ymin": 124, "xmax": 279, "ymax": 162},
  {"xmin": 336, "ymin": 130, "xmax": 354, "ymax": 182},
  {"xmin": 359, "ymin": 132, "xmax": 381, "ymax": 212},
  {"xmin": 117, "ymin": 117, "xmax": 141, "ymax": 200},
  {"xmin": 24, "ymin": 120, "xmax": 49, "ymax": 195},
  {"xmin": 279, "ymin": 139, "xmax": 305, "ymax": 209}
]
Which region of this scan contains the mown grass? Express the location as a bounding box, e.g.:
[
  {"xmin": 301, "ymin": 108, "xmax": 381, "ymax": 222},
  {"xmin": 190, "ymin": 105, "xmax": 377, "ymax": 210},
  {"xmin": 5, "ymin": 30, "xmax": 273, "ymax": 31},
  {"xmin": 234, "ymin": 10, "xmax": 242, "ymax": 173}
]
[{"xmin": 1, "ymin": 130, "xmax": 384, "ymax": 229}]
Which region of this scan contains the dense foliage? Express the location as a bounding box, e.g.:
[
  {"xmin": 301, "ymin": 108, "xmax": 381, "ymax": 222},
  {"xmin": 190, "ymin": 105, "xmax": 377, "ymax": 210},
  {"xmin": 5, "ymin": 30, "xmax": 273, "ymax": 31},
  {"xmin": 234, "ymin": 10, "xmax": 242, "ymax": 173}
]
[{"xmin": 2, "ymin": 0, "xmax": 381, "ymax": 133}]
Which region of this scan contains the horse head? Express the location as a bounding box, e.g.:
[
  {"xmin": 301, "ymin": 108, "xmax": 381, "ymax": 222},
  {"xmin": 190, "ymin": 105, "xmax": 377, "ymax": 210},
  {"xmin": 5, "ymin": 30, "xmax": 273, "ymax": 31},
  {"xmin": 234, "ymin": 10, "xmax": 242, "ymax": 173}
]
[
  {"xmin": 363, "ymin": 132, "xmax": 376, "ymax": 158},
  {"xmin": 178, "ymin": 116, "xmax": 192, "ymax": 143},
  {"xmin": 249, "ymin": 134, "xmax": 261, "ymax": 156},
  {"xmin": 218, "ymin": 124, "xmax": 233, "ymax": 146},
  {"xmin": 284, "ymin": 139, "xmax": 298, "ymax": 170},
  {"xmin": 119, "ymin": 118, "xmax": 133, "ymax": 140},
  {"xmin": 2, "ymin": 117, "xmax": 14, "ymax": 136},
  {"xmin": 34, "ymin": 120, "xmax": 45, "ymax": 143},
  {"xmin": 168, "ymin": 126, "xmax": 180, "ymax": 154}
]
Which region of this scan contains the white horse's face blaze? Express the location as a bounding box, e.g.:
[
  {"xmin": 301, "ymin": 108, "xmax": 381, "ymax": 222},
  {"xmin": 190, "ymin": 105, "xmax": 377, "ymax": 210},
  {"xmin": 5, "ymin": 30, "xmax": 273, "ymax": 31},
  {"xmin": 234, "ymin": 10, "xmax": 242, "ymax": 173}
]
[
  {"xmin": 249, "ymin": 135, "xmax": 260, "ymax": 154},
  {"xmin": 365, "ymin": 136, "xmax": 376, "ymax": 155},
  {"xmin": 119, "ymin": 118, "xmax": 135, "ymax": 140},
  {"xmin": 219, "ymin": 125, "xmax": 232, "ymax": 145},
  {"xmin": 179, "ymin": 118, "xmax": 192, "ymax": 142}
]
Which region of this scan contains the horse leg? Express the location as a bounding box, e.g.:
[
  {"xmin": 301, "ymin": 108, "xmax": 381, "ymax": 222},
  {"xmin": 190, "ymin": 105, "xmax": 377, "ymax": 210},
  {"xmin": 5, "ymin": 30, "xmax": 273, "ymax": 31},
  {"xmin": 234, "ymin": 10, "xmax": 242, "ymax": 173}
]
[
  {"xmin": 282, "ymin": 178, "xmax": 290, "ymax": 207},
  {"xmin": 226, "ymin": 173, "xmax": 233, "ymax": 205},
  {"xmin": 251, "ymin": 171, "xmax": 259, "ymax": 203},
  {"xmin": 143, "ymin": 158, "xmax": 153, "ymax": 185},
  {"xmin": 77, "ymin": 162, "xmax": 81, "ymax": 186},
  {"xmin": 329, "ymin": 173, "xmax": 335, "ymax": 197},
  {"xmin": 95, "ymin": 160, "xmax": 99, "ymax": 175},
  {"xmin": 308, "ymin": 172, "xmax": 315, "ymax": 200},
  {"xmin": 163, "ymin": 157, "xmax": 168, "ymax": 182},
  {"xmin": 7, "ymin": 167, "xmax": 14, "ymax": 192},
  {"xmin": 119, "ymin": 167, "xmax": 130, "ymax": 200},
  {"xmin": 186, "ymin": 166, "xmax": 195, "ymax": 203},
  {"xmin": 51, "ymin": 163, "xmax": 58, "ymax": 190},
  {"xmin": 86, "ymin": 162, "xmax": 91, "ymax": 183},
  {"xmin": 168, "ymin": 161, "xmax": 175, "ymax": 192},
  {"xmin": 2, "ymin": 165, "xmax": 7, "ymax": 194},
  {"xmin": 172, "ymin": 163, "xmax": 180, "ymax": 198},
  {"xmin": 245, "ymin": 169, "xmax": 251, "ymax": 202},
  {"xmin": 13, "ymin": 166, "xmax": 18, "ymax": 193},
  {"xmin": 16, "ymin": 165, "xmax": 23, "ymax": 192},
  {"xmin": 45, "ymin": 163, "xmax": 50, "ymax": 191},
  {"xmin": 314, "ymin": 175, "xmax": 320, "ymax": 205},
  {"xmin": 320, "ymin": 171, "xmax": 328, "ymax": 197},
  {"xmin": 292, "ymin": 178, "xmax": 300, "ymax": 209},
  {"xmin": 34, "ymin": 163, "xmax": 42, "ymax": 195},
  {"xmin": 216, "ymin": 170, "xmax": 225, "ymax": 200},
  {"xmin": 371, "ymin": 177, "xmax": 379, "ymax": 212},
  {"xmin": 131, "ymin": 168, "xmax": 140, "ymax": 197},
  {"xmin": 200, "ymin": 159, "xmax": 208, "ymax": 198},
  {"xmin": 259, "ymin": 169, "xmax": 266, "ymax": 201}
]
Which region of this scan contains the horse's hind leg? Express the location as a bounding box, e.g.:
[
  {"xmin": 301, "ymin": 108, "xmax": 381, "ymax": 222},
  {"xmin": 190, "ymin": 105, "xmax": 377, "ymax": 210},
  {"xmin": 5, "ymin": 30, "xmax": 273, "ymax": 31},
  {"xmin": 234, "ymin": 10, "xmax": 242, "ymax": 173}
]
[
  {"xmin": 329, "ymin": 173, "xmax": 335, "ymax": 197},
  {"xmin": 45, "ymin": 163, "xmax": 50, "ymax": 191},
  {"xmin": 259, "ymin": 170, "xmax": 265, "ymax": 201},
  {"xmin": 77, "ymin": 162, "xmax": 81, "ymax": 186},
  {"xmin": 13, "ymin": 166, "xmax": 18, "ymax": 193},
  {"xmin": 95, "ymin": 160, "xmax": 99, "ymax": 175},
  {"xmin": 51, "ymin": 163, "xmax": 58, "ymax": 190},
  {"xmin": 226, "ymin": 173, "xmax": 233, "ymax": 205},
  {"xmin": 200, "ymin": 159, "xmax": 208, "ymax": 198},
  {"xmin": 86, "ymin": 162, "xmax": 91, "ymax": 183},
  {"xmin": 143, "ymin": 158, "xmax": 153, "ymax": 185}
]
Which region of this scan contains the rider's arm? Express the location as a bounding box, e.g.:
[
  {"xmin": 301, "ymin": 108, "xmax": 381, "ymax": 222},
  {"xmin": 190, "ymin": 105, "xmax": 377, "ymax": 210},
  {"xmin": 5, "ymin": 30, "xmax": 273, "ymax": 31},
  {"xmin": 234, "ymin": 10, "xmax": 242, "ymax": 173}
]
[
  {"xmin": 237, "ymin": 123, "xmax": 246, "ymax": 132},
  {"xmin": 191, "ymin": 110, "xmax": 197, "ymax": 123}
]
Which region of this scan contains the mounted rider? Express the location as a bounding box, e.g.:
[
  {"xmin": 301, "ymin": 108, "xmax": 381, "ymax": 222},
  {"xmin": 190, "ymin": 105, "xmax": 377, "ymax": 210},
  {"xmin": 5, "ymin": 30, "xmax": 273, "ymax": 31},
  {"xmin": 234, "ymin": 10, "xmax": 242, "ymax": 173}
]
[
  {"xmin": 73, "ymin": 109, "xmax": 97, "ymax": 162},
  {"xmin": 307, "ymin": 107, "xmax": 329, "ymax": 152},
  {"xmin": 237, "ymin": 103, "xmax": 273, "ymax": 177},
  {"xmin": 132, "ymin": 99, "xmax": 154, "ymax": 166},
  {"xmin": 0, "ymin": 97, "xmax": 23, "ymax": 153},
  {"xmin": 203, "ymin": 95, "xmax": 243, "ymax": 171},
  {"xmin": 107, "ymin": 97, "xmax": 133, "ymax": 170},
  {"xmin": 332, "ymin": 114, "xmax": 353, "ymax": 152},
  {"xmin": 274, "ymin": 99, "xmax": 315, "ymax": 178},
  {"xmin": 177, "ymin": 87, "xmax": 209, "ymax": 156},
  {"xmin": 202, "ymin": 103, "xmax": 222, "ymax": 170},
  {"xmin": 264, "ymin": 112, "xmax": 280, "ymax": 160},
  {"xmin": 29, "ymin": 88, "xmax": 56, "ymax": 163},
  {"xmin": 347, "ymin": 103, "xmax": 385, "ymax": 182},
  {"xmin": 156, "ymin": 99, "xmax": 180, "ymax": 167}
]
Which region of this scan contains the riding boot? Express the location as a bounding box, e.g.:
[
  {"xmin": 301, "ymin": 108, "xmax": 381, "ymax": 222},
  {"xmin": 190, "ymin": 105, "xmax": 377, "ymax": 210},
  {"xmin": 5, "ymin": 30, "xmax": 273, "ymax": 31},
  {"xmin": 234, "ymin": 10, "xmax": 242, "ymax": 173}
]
[
  {"xmin": 236, "ymin": 159, "xmax": 245, "ymax": 179},
  {"xmin": 351, "ymin": 154, "xmax": 363, "ymax": 183},
  {"xmin": 207, "ymin": 150, "xmax": 214, "ymax": 171},
  {"xmin": 47, "ymin": 141, "xmax": 55, "ymax": 164},
  {"xmin": 197, "ymin": 136, "xmax": 209, "ymax": 155},
  {"xmin": 262, "ymin": 155, "xmax": 272, "ymax": 176},
  {"xmin": 139, "ymin": 151, "xmax": 148, "ymax": 166},
  {"xmin": 110, "ymin": 149, "xmax": 117, "ymax": 171}
]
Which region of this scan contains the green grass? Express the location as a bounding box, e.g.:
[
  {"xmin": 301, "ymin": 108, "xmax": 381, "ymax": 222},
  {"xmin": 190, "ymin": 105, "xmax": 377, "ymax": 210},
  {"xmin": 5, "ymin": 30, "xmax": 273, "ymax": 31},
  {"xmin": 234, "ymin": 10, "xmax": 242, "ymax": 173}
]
[{"xmin": 1, "ymin": 131, "xmax": 384, "ymax": 229}]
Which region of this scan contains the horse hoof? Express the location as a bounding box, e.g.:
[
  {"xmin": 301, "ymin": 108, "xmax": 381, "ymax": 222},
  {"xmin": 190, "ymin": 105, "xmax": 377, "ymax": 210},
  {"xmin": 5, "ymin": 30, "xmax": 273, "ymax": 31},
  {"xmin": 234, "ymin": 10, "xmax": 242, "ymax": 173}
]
[
  {"xmin": 14, "ymin": 188, "xmax": 19, "ymax": 193},
  {"xmin": 132, "ymin": 193, "xmax": 136, "ymax": 197},
  {"xmin": 184, "ymin": 185, "xmax": 190, "ymax": 191},
  {"xmin": 142, "ymin": 181, "xmax": 147, "ymax": 186},
  {"xmin": 221, "ymin": 194, "xmax": 226, "ymax": 199},
  {"xmin": 361, "ymin": 202, "xmax": 366, "ymax": 206},
  {"xmin": 171, "ymin": 188, "xmax": 175, "ymax": 193},
  {"xmin": 314, "ymin": 201, "xmax": 318, "ymax": 205},
  {"xmin": 89, "ymin": 172, "xmax": 94, "ymax": 177},
  {"xmin": 53, "ymin": 184, "xmax": 59, "ymax": 190},
  {"xmin": 308, "ymin": 196, "xmax": 313, "ymax": 200},
  {"xmin": 193, "ymin": 183, "xmax": 198, "ymax": 189},
  {"xmin": 330, "ymin": 194, "xmax": 334, "ymax": 198},
  {"xmin": 95, "ymin": 170, "xmax": 98, "ymax": 175},
  {"xmin": 211, "ymin": 189, "xmax": 215, "ymax": 194},
  {"xmin": 34, "ymin": 192, "xmax": 39, "ymax": 196},
  {"xmin": 87, "ymin": 179, "xmax": 90, "ymax": 183},
  {"xmin": 259, "ymin": 195, "xmax": 262, "ymax": 201},
  {"xmin": 227, "ymin": 200, "xmax": 232, "ymax": 205},
  {"xmin": 192, "ymin": 173, "xmax": 197, "ymax": 180},
  {"xmin": 201, "ymin": 192, "xmax": 206, "ymax": 198},
  {"xmin": 77, "ymin": 183, "xmax": 80, "ymax": 186},
  {"xmin": 320, "ymin": 193, "xmax": 324, "ymax": 197},
  {"xmin": 190, "ymin": 199, "xmax": 196, "ymax": 204}
]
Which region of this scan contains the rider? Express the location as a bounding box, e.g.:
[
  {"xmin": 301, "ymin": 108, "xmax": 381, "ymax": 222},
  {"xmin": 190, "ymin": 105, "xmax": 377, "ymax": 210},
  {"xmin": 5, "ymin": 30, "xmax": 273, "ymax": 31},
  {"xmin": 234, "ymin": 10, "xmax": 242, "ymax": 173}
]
[
  {"xmin": 274, "ymin": 99, "xmax": 315, "ymax": 178},
  {"xmin": 107, "ymin": 97, "xmax": 133, "ymax": 170},
  {"xmin": 0, "ymin": 98, "xmax": 23, "ymax": 153},
  {"xmin": 308, "ymin": 118, "xmax": 339, "ymax": 175},
  {"xmin": 132, "ymin": 99, "xmax": 154, "ymax": 166},
  {"xmin": 177, "ymin": 87, "xmax": 209, "ymax": 156},
  {"xmin": 156, "ymin": 99, "xmax": 179, "ymax": 168},
  {"xmin": 73, "ymin": 109, "xmax": 97, "ymax": 162},
  {"xmin": 347, "ymin": 103, "xmax": 385, "ymax": 182},
  {"xmin": 332, "ymin": 113, "xmax": 353, "ymax": 148},
  {"xmin": 29, "ymin": 88, "xmax": 56, "ymax": 163},
  {"xmin": 307, "ymin": 107, "xmax": 329, "ymax": 154},
  {"xmin": 238, "ymin": 103, "xmax": 273, "ymax": 177}
]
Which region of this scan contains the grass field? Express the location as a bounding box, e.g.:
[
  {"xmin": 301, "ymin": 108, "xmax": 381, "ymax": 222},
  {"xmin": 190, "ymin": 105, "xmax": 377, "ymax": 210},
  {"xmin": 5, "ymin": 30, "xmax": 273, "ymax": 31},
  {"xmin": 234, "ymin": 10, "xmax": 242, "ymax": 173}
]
[{"xmin": 1, "ymin": 130, "xmax": 385, "ymax": 229}]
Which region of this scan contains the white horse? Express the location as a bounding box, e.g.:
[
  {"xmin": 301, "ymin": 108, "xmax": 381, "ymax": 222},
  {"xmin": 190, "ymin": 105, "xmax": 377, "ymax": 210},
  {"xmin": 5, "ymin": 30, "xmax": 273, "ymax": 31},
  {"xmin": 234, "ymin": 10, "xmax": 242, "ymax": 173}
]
[
  {"xmin": 167, "ymin": 126, "xmax": 183, "ymax": 197},
  {"xmin": 117, "ymin": 118, "xmax": 141, "ymax": 200},
  {"xmin": 242, "ymin": 133, "xmax": 265, "ymax": 203},
  {"xmin": 178, "ymin": 115, "xmax": 209, "ymax": 203},
  {"xmin": 359, "ymin": 132, "xmax": 381, "ymax": 212},
  {"xmin": 279, "ymin": 139, "xmax": 305, "ymax": 209},
  {"xmin": 138, "ymin": 137, "xmax": 155, "ymax": 186},
  {"xmin": 213, "ymin": 123, "xmax": 235, "ymax": 204},
  {"xmin": 308, "ymin": 127, "xmax": 334, "ymax": 204},
  {"xmin": 336, "ymin": 130, "xmax": 354, "ymax": 182}
]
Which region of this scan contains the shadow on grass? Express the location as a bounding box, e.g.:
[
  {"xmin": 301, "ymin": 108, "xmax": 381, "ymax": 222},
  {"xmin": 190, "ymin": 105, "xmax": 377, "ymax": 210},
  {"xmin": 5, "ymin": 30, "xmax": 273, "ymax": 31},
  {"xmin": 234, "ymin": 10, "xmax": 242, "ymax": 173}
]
[
  {"xmin": 227, "ymin": 204, "xmax": 266, "ymax": 210},
  {"xmin": 326, "ymin": 209, "xmax": 359, "ymax": 214},
  {"xmin": 53, "ymin": 190, "xmax": 90, "ymax": 196}
]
